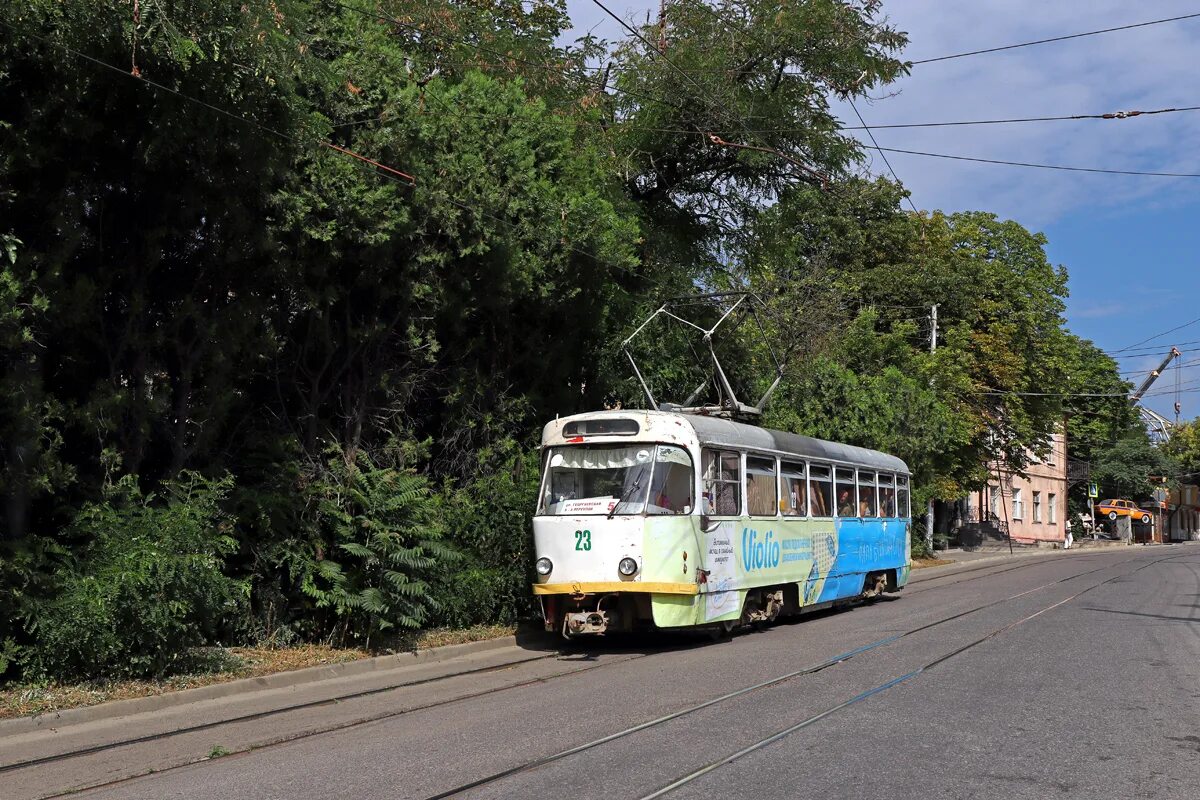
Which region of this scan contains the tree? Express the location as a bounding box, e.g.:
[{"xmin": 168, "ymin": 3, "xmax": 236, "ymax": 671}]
[
  {"xmin": 1162, "ymin": 419, "xmax": 1200, "ymax": 480},
  {"xmin": 1091, "ymin": 434, "xmax": 1176, "ymax": 501}
]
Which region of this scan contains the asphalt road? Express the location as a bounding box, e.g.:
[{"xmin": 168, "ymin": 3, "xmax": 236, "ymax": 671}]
[{"xmin": 24, "ymin": 545, "xmax": 1200, "ymax": 800}]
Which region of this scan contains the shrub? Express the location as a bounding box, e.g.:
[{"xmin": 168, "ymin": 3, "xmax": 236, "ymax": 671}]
[
  {"xmin": 22, "ymin": 472, "xmax": 243, "ymax": 680},
  {"xmin": 301, "ymin": 447, "xmax": 450, "ymax": 643},
  {"xmin": 428, "ymin": 441, "xmax": 540, "ymax": 628}
]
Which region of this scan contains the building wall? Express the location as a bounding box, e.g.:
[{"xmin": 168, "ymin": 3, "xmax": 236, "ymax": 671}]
[
  {"xmin": 1167, "ymin": 484, "xmax": 1200, "ymax": 542},
  {"xmin": 966, "ymin": 432, "xmax": 1068, "ymax": 544}
]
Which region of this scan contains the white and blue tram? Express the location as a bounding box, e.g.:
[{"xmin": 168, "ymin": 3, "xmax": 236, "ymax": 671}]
[{"xmin": 532, "ymin": 410, "xmax": 911, "ymax": 636}]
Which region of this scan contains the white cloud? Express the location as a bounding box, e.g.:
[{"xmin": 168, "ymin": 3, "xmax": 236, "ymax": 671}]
[
  {"xmin": 840, "ymin": 0, "xmax": 1200, "ymax": 224},
  {"xmin": 565, "ymin": 1, "xmax": 1200, "ymax": 224}
]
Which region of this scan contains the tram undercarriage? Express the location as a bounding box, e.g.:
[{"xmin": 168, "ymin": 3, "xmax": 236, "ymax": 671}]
[{"xmin": 540, "ymin": 571, "xmax": 900, "ymax": 638}]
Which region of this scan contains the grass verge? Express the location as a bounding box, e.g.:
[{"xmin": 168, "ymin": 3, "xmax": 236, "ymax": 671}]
[
  {"xmin": 911, "ymin": 557, "xmax": 955, "ymax": 569},
  {"xmin": 0, "ymin": 624, "xmax": 516, "ymax": 720}
]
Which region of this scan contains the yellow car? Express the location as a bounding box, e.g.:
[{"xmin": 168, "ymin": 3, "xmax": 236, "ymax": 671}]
[{"xmin": 1097, "ymin": 499, "xmax": 1151, "ymax": 524}]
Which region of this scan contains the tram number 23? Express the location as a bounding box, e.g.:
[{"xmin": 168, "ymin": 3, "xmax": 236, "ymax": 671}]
[{"xmin": 574, "ymin": 530, "xmax": 592, "ymax": 551}]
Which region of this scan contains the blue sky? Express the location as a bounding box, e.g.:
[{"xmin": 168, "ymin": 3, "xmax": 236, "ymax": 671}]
[{"xmin": 561, "ymin": 1, "xmax": 1200, "ymax": 421}]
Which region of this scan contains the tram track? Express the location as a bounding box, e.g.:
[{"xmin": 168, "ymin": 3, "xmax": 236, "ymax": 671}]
[
  {"xmin": 419, "ymin": 551, "xmax": 1143, "ymax": 799},
  {"xmin": 13, "ymin": 549, "xmax": 1144, "ymax": 798},
  {"xmin": 9, "ymin": 551, "xmax": 1083, "ymax": 782},
  {"xmin": 638, "ymin": 552, "xmax": 1181, "ymax": 799},
  {"xmin": 904, "ymin": 550, "xmax": 1097, "ymax": 595},
  {"xmin": 1, "ymin": 648, "xmax": 670, "ymax": 778}
]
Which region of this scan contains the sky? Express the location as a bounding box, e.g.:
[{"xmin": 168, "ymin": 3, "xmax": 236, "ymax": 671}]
[{"xmin": 561, "ymin": 0, "xmax": 1200, "ymax": 421}]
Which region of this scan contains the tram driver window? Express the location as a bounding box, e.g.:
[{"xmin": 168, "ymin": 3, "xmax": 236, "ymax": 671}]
[
  {"xmin": 897, "ymin": 476, "xmax": 911, "ymax": 518},
  {"xmin": 702, "ymin": 449, "xmax": 741, "ymax": 516},
  {"xmin": 835, "ymin": 468, "xmax": 856, "ymax": 517},
  {"xmin": 781, "ymin": 461, "xmax": 807, "ymax": 516},
  {"xmin": 647, "ymin": 445, "xmax": 694, "ymax": 515},
  {"xmin": 746, "ymin": 456, "xmax": 778, "ymax": 517},
  {"xmin": 808, "ymin": 464, "xmax": 833, "ymax": 517}
]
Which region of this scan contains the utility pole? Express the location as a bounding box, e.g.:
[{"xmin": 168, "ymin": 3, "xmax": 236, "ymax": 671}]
[{"xmin": 926, "ymin": 304, "xmax": 938, "ymax": 552}]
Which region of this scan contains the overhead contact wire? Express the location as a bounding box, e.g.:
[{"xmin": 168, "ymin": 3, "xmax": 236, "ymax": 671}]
[{"xmin": 911, "ymin": 12, "xmax": 1200, "ymax": 64}]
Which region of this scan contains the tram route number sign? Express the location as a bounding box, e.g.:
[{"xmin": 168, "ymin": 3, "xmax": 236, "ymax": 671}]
[{"xmin": 574, "ymin": 529, "xmax": 592, "ymax": 551}]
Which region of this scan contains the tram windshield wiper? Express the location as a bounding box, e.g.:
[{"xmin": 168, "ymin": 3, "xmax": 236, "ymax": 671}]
[{"xmin": 607, "ymin": 472, "xmax": 644, "ymax": 519}]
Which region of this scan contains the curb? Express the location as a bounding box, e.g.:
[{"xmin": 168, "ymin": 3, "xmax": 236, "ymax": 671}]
[
  {"xmin": 0, "ymin": 633, "xmax": 534, "ymax": 735},
  {"xmin": 909, "ymin": 545, "xmax": 1091, "ymax": 578}
]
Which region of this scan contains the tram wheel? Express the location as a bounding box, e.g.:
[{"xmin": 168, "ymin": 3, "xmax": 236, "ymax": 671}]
[{"xmin": 707, "ymin": 620, "xmax": 736, "ymax": 641}]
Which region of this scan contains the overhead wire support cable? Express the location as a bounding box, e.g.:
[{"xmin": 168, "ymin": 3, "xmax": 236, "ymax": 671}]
[
  {"xmin": 911, "ymin": 11, "xmax": 1200, "ymax": 65},
  {"xmin": 330, "ymin": 1, "xmax": 694, "ymax": 117},
  {"xmin": 862, "ymin": 145, "xmax": 1200, "ymax": 178},
  {"xmin": 1107, "ymin": 314, "xmax": 1200, "ymax": 353},
  {"xmin": 585, "ymin": 0, "xmax": 829, "ymax": 185},
  {"xmin": 842, "ymin": 105, "xmax": 1200, "ymax": 130},
  {"xmin": 848, "ymin": 98, "xmax": 918, "ymax": 213}
]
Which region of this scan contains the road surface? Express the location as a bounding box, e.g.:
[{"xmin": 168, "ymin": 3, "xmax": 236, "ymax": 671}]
[{"xmin": 8, "ymin": 545, "xmax": 1200, "ymax": 800}]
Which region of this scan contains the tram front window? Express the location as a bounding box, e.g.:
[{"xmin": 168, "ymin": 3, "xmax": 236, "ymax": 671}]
[{"xmin": 539, "ymin": 444, "xmax": 694, "ymax": 516}]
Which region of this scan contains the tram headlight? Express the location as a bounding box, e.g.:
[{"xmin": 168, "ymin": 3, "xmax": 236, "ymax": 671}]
[
  {"xmin": 535, "ymin": 557, "xmax": 553, "ymax": 576},
  {"xmin": 618, "ymin": 557, "xmax": 639, "ymax": 577}
]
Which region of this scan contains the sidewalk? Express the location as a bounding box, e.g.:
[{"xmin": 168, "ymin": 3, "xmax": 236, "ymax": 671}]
[
  {"xmin": 909, "ymin": 538, "xmax": 1133, "ymax": 578},
  {"xmin": 0, "ymin": 635, "xmax": 562, "ymax": 799}
]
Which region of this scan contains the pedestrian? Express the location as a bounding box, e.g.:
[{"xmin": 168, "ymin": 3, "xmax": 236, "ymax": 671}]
[{"xmin": 1063, "ymin": 527, "xmax": 1073, "ymax": 550}]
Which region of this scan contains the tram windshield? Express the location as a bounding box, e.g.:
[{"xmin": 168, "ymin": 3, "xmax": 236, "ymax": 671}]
[{"xmin": 538, "ymin": 444, "xmax": 694, "ymax": 516}]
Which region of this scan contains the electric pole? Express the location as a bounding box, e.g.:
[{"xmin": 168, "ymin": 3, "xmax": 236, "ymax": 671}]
[{"xmin": 926, "ymin": 304, "xmax": 937, "ymax": 552}]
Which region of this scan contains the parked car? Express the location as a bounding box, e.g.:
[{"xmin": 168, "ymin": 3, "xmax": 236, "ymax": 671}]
[{"xmin": 1096, "ymin": 499, "xmax": 1152, "ymax": 524}]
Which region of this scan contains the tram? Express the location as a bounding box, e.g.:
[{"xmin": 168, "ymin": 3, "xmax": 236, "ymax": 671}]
[{"xmin": 532, "ymin": 409, "xmax": 911, "ymax": 637}]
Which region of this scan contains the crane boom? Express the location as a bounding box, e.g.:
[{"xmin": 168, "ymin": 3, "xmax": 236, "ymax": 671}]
[{"xmin": 1130, "ymin": 346, "xmax": 1181, "ymax": 403}]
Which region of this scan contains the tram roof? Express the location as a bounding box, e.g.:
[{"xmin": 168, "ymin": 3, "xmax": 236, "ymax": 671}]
[
  {"xmin": 684, "ymin": 414, "xmax": 909, "ymax": 474},
  {"xmin": 545, "ymin": 410, "xmax": 909, "ymax": 475}
]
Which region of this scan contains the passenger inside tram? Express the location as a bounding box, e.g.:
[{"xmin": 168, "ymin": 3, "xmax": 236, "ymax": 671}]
[{"xmin": 837, "ymin": 489, "xmax": 854, "ymax": 516}]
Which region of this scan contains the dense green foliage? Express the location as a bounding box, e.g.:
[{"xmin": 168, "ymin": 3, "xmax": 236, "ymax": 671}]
[
  {"xmin": 21, "ymin": 473, "xmax": 242, "ymax": 680},
  {"xmin": 0, "ymin": 1, "xmax": 1153, "ymax": 681}
]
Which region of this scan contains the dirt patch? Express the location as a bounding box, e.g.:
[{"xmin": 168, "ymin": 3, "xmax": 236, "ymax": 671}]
[
  {"xmin": 0, "ymin": 624, "xmax": 515, "ymax": 720},
  {"xmin": 911, "ymin": 557, "xmax": 955, "ymax": 569}
]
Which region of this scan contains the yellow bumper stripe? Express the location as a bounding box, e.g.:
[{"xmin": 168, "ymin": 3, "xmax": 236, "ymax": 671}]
[{"xmin": 532, "ymin": 581, "xmax": 699, "ymax": 596}]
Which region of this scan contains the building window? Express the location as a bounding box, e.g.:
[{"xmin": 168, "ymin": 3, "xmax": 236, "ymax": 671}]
[
  {"xmin": 1048, "ymin": 493, "xmax": 1057, "ymax": 524},
  {"xmin": 989, "ymin": 485, "xmax": 999, "ymax": 518},
  {"xmin": 1012, "ymin": 487, "xmax": 1024, "ymax": 520},
  {"xmin": 1033, "ymin": 491, "xmax": 1042, "ymax": 523}
]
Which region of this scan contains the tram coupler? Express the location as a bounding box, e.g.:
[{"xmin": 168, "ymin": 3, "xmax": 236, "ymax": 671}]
[{"xmin": 564, "ymin": 610, "xmax": 616, "ymax": 636}]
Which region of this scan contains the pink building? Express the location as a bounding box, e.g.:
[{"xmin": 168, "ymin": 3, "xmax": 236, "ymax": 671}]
[
  {"xmin": 964, "ymin": 431, "xmax": 1068, "ymax": 545},
  {"xmin": 1167, "ymin": 484, "xmax": 1200, "ymax": 542}
]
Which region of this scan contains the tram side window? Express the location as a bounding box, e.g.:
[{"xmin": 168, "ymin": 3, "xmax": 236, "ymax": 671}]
[
  {"xmin": 897, "ymin": 476, "xmax": 910, "ymax": 518},
  {"xmin": 835, "ymin": 468, "xmax": 856, "ymax": 517},
  {"xmin": 857, "ymin": 470, "xmax": 877, "ymax": 517},
  {"xmin": 746, "ymin": 456, "xmax": 778, "ymax": 517},
  {"xmin": 781, "ymin": 461, "xmax": 807, "ymax": 516},
  {"xmin": 702, "ymin": 449, "xmax": 741, "ymax": 516},
  {"xmin": 808, "ymin": 464, "xmax": 833, "ymax": 517},
  {"xmin": 878, "ymin": 473, "xmax": 897, "ymax": 517}
]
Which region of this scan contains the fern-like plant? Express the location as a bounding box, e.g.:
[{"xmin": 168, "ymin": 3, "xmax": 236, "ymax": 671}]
[{"xmin": 302, "ymin": 447, "xmax": 451, "ymax": 643}]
